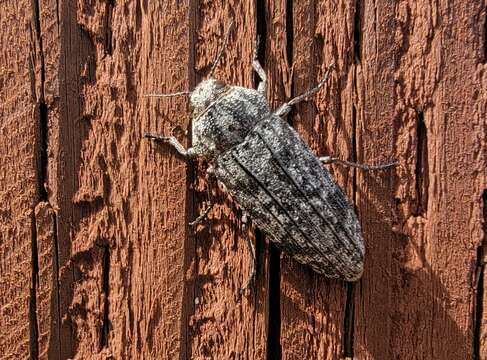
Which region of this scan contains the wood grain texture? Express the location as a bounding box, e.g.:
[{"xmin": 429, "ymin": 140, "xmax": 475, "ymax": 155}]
[
  {"xmin": 188, "ymin": 3, "xmax": 270, "ymax": 359},
  {"xmin": 68, "ymin": 1, "xmax": 193, "ymax": 358},
  {"xmin": 354, "ymin": 1, "xmax": 486, "ymax": 359},
  {"xmin": 34, "ymin": 203, "xmax": 59, "ymax": 360},
  {"xmin": 278, "ymin": 1, "xmax": 355, "ymax": 359},
  {"xmin": 2, "ymin": 1, "xmax": 486, "ymax": 359},
  {"xmin": 0, "ymin": 1, "xmax": 43, "ymax": 358}
]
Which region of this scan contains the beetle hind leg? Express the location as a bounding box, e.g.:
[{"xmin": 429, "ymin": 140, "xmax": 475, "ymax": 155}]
[
  {"xmin": 252, "ymin": 36, "xmax": 267, "ymax": 95},
  {"xmin": 320, "ymin": 156, "xmax": 398, "ymax": 170},
  {"xmin": 240, "ymin": 213, "xmax": 257, "ymax": 294}
]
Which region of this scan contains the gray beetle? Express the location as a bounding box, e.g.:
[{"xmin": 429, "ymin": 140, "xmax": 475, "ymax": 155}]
[{"xmin": 145, "ymin": 25, "xmax": 395, "ymax": 290}]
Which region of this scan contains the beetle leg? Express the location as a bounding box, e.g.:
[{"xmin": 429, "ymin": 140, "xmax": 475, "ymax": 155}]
[
  {"xmin": 189, "ymin": 168, "xmax": 216, "ymax": 227},
  {"xmin": 320, "ymin": 156, "xmax": 398, "ymax": 170},
  {"xmin": 252, "ymin": 36, "xmax": 267, "ymax": 95},
  {"xmin": 274, "ymin": 62, "xmax": 334, "ymax": 117},
  {"xmin": 144, "ymin": 133, "xmax": 197, "ymax": 159},
  {"xmin": 240, "ymin": 212, "xmax": 257, "ymax": 294}
]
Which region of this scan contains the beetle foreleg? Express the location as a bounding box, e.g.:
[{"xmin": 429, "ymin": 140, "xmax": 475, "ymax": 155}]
[
  {"xmin": 240, "ymin": 213, "xmax": 257, "ymax": 294},
  {"xmin": 274, "ymin": 62, "xmax": 334, "ymax": 117},
  {"xmin": 144, "ymin": 133, "xmax": 197, "ymax": 159},
  {"xmin": 252, "ymin": 36, "xmax": 267, "ymax": 95},
  {"xmin": 320, "ymin": 156, "xmax": 398, "ymax": 170}
]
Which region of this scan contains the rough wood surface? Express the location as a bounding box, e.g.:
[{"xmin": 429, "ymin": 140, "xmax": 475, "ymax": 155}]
[
  {"xmin": 2, "ymin": 1, "xmax": 486, "ymax": 359},
  {"xmin": 0, "ymin": 1, "xmax": 44, "ymax": 358}
]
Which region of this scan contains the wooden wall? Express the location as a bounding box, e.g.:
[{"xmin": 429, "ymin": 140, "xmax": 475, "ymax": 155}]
[{"xmin": 0, "ymin": 0, "xmax": 486, "ymax": 358}]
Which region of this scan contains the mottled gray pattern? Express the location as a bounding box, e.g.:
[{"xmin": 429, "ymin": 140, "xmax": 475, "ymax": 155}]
[
  {"xmin": 213, "ymin": 115, "xmax": 364, "ymax": 281},
  {"xmin": 192, "ymin": 84, "xmax": 270, "ymax": 158},
  {"xmin": 148, "ymin": 77, "xmax": 365, "ymax": 282}
]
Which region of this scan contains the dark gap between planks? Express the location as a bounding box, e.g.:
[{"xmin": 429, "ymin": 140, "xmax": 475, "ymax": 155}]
[{"xmin": 473, "ymin": 190, "xmax": 487, "ymax": 360}]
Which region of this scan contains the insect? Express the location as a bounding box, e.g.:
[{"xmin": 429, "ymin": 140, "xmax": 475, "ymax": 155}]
[{"xmin": 145, "ymin": 24, "xmax": 396, "ymax": 291}]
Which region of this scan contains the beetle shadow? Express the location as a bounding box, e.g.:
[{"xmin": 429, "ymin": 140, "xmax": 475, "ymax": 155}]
[
  {"xmin": 274, "ymin": 169, "xmax": 473, "ymax": 358},
  {"xmin": 278, "ymin": 260, "xmax": 350, "ymax": 355},
  {"xmin": 352, "ymin": 171, "xmax": 473, "ymax": 358}
]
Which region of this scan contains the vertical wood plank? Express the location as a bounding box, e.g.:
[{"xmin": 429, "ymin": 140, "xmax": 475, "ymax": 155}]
[
  {"xmin": 45, "ymin": 0, "xmax": 195, "ymax": 358},
  {"xmin": 3, "ymin": 1, "xmax": 487, "ymax": 359},
  {"xmin": 187, "ymin": 2, "xmax": 270, "ymax": 358},
  {"xmin": 279, "ymin": 1, "xmax": 356, "ymax": 358},
  {"xmin": 0, "ymin": 1, "xmax": 44, "ymax": 358},
  {"xmin": 354, "ymin": 0, "xmax": 487, "ymax": 359}
]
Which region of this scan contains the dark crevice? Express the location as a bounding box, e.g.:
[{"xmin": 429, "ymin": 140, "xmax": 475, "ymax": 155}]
[
  {"xmin": 254, "ymin": 228, "xmax": 264, "ymax": 286},
  {"xmin": 104, "ymin": 0, "xmax": 114, "ymax": 56},
  {"xmin": 30, "ymin": 0, "xmax": 45, "ymax": 357},
  {"xmin": 32, "ymin": 0, "xmax": 49, "ymax": 201},
  {"xmin": 353, "ymin": 0, "xmax": 362, "ymax": 63},
  {"xmin": 181, "ymin": 2, "xmax": 199, "ymax": 359},
  {"xmin": 345, "ymin": 86, "xmax": 358, "ymax": 359},
  {"xmin": 266, "ymin": 243, "xmax": 281, "ymax": 360},
  {"xmin": 254, "ymin": 0, "xmax": 284, "ymax": 359},
  {"xmin": 31, "ymin": 0, "xmax": 46, "ymax": 100},
  {"xmin": 484, "ymin": 7, "xmax": 487, "ymax": 63},
  {"xmin": 255, "ymin": 0, "xmax": 267, "ymax": 69},
  {"xmin": 29, "ymin": 213, "xmax": 40, "ymax": 360},
  {"xmin": 52, "ymin": 212, "xmax": 62, "ymax": 360},
  {"xmin": 285, "ymin": 0, "xmax": 295, "ymax": 127},
  {"xmin": 474, "ymin": 190, "xmax": 487, "ymax": 360},
  {"xmin": 343, "ymin": 283, "xmax": 355, "ymax": 358},
  {"xmin": 100, "ymin": 244, "xmax": 111, "ymax": 349},
  {"xmin": 285, "ymin": 0, "xmax": 293, "ymax": 69},
  {"xmin": 55, "ymin": 0, "xmax": 60, "ymax": 29},
  {"xmin": 414, "ymin": 112, "xmax": 428, "ymax": 216},
  {"xmin": 39, "ymin": 103, "xmax": 49, "ymax": 201},
  {"xmin": 351, "ymin": 104, "xmax": 358, "ymax": 208},
  {"xmin": 474, "ymin": 250, "xmax": 484, "ymax": 360},
  {"xmin": 255, "ymin": 0, "xmax": 284, "ymax": 359}
]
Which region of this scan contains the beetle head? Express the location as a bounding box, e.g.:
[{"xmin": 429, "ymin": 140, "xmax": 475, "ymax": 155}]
[{"xmin": 190, "ymin": 79, "xmax": 227, "ymax": 116}]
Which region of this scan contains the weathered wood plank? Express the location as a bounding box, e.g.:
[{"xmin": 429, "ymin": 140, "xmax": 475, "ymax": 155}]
[
  {"xmin": 279, "ymin": 1, "xmax": 355, "ymax": 358},
  {"xmin": 0, "ymin": 1, "xmax": 44, "ymax": 358},
  {"xmin": 187, "ymin": 2, "xmax": 270, "ymax": 358},
  {"xmin": 354, "ymin": 0, "xmax": 486, "ymax": 359},
  {"xmin": 3, "ymin": 1, "xmax": 487, "ymax": 359},
  {"xmin": 47, "ymin": 0, "xmax": 195, "ymax": 358}
]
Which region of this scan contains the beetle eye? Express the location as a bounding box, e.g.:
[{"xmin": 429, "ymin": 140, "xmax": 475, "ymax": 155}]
[{"xmin": 214, "ymin": 80, "xmax": 226, "ymax": 89}]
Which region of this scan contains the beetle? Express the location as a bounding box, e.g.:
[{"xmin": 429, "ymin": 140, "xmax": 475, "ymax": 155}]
[{"xmin": 144, "ymin": 25, "xmax": 396, "ymax": 291}]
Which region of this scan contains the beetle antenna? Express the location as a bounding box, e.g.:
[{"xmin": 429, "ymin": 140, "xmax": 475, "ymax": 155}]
[
  {"xmin": 208, "ymin": 20, "xmax": 235, "ymax": 78},
  {"xmin": 144, "ymin": 90, "xmax": 191, "ymax": 98}
]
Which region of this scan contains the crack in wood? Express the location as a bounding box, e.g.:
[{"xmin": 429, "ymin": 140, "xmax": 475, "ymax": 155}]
[
  {"xmin": 266, "ymin": 243, "xmax": 281, "ymax": 360},
  {"xmin": 285, "ymin": 0, "xmax": 293, "ymax": 69},
  {"xmin": 100, "ymin": 244, "xmax": 111, "ymax": 350},
  {"xmin": 414, "ymin": 111, "xmax": 428, "ymax": 216},
  {"xmin": 353, "ymin": 0, "xmax": 362, "ymax": 63},
  {"xmin": 104, "ymin": 0, "xmax": 114, "ymax": 56},
  {"xmin": 473, "ymin": 190, "xmax": 487, "ymax": 360},
  {"xmin": 52, "ymin": 211, "xmax": 62, "ymax": 360},
  {"xmin": 351, "ymin": 104, "xmax": 358, "ymax": 210},
  {"xmin": 38, "ymin": 102, "xmax": 49, "ymax": 201},
  {"xmin": 29, "ymin": 0, "xmax": 48, "ymax": 357},
  {"xmin": 29, "ymin": 212, "xmax": 40, "ymax": 360},
  {"xmin": 253, "ymin": 1, "xmax": 282, "ymax": 358},
  {"xmin": 30, "ymin": 2, "xmax": 63, "ymax": 357},
  {"xmin": 31, "ymin": 0, "xmax": 45, "ymax": 100},
  {"xmin": 484, "ymin": 7, "xmax": 487, "ymax": 63},
  {"xmin": 343, "ymin": 103, "xmax": 358, "ymax": 359},
  {"xmin": 255, "ymin": 0, "xmax": 267, "ymax": 86},
  {"xmin": 343, "ymin": 283, "xmax": 355, "ymax": 358}
]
